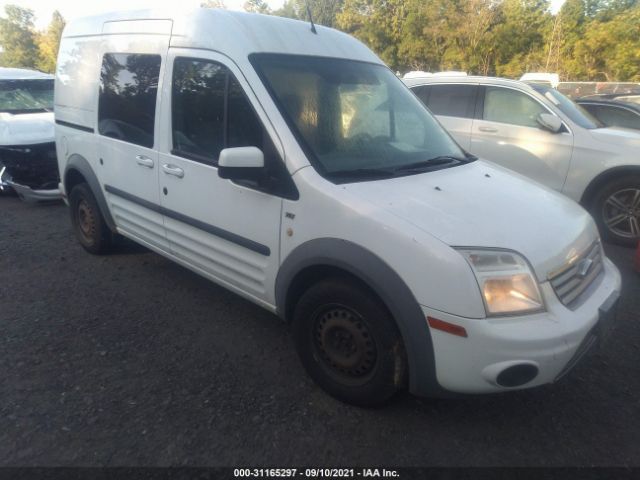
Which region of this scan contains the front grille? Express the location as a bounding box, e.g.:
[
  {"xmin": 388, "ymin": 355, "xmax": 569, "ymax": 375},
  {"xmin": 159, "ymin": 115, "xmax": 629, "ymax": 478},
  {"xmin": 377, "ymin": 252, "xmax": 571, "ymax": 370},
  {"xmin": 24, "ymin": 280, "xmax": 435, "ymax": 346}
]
[
  {"xmin": 549, "ymin": 241, "xmax": 604, "ymax": 309},
  {"xmin": 0, "ymin": 142, "xmax": 59, "ymax": 189}
]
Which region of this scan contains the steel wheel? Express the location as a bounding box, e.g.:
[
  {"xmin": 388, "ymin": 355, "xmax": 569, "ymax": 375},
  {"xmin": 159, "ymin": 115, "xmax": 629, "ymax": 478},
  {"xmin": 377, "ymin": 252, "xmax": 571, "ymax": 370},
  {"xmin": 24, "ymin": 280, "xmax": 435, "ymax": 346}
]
[
  {"xmin": 602, "ymin": 188, "xmax": 640, "ymax": 239},
  {"xmin": 77, "ymin": 199, "xmax": 96, "ymax": 244},
  {"xmin": 312, "ymin": 304, "xmax": 378, "ymax": 386},
  {"xmin": 69, "ymin": 183, "xmax": 113, "ymax": 254}
]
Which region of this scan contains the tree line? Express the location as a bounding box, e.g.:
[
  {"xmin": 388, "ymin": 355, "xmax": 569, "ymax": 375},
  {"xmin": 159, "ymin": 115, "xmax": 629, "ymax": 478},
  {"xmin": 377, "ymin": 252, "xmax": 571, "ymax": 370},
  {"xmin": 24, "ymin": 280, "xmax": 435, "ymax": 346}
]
[
  {"xmin": 2, "ymin": 0, "xmax": 639, "ymax": 81},
  {"xmin": 0, "ymin": 5, "xmax": 65, "ymax": 73}
]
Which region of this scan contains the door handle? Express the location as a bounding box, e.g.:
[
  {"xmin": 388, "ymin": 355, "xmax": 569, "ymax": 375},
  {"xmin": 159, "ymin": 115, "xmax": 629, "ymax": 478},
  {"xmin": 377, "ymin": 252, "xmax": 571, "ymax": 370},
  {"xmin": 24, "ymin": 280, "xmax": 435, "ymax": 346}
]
[
  {"xmin": 136, "ymin": 155, "xmax": 154, "ymax": 168},
  {"xmin": 162, "ymin": 163, "xmax": 185, "ymax": 178},
  {"xmin": 478, "ymin": 126, "xmax": 498, "ymax": 133}
]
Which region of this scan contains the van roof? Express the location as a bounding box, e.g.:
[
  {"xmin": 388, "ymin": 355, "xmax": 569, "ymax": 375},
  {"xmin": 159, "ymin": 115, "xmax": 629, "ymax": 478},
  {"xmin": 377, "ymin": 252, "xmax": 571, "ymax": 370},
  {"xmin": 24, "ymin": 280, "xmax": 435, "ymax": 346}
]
[{"xmin": 62, "ymin": 8, "xmax": 381, "ymax": 65}]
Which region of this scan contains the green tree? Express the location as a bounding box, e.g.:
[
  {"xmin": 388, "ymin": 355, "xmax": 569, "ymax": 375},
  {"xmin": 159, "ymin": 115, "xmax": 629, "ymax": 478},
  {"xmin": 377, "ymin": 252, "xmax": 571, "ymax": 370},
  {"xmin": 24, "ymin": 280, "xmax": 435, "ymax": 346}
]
[
  {"xmin": 337, "ymin": 0, "xmax": 407, "ymax": 69},
  {"xmin": 0, "ymin": 4, "xmax": 38, "ymax": 69},
  {"xmin": 570, "ymin": 3, "xmax": 640, "ymax": 80},
  {"xmin": 493, "ymin": 0, "xmax": 553, "ymax": 77},
  {"xmin": 275, "ymin": 0, "xmax": 344, "ymax": 28},
  {"xmin": 244, "ymin": 0, "xmax": 272, "ymax": 14},
  {"xmin": 36, "ymin": 10, "xmax": 65, "ymax": 73},
  {"xmin": 200, "ymin": 0, "xmax": 227, "ymax": 8}
]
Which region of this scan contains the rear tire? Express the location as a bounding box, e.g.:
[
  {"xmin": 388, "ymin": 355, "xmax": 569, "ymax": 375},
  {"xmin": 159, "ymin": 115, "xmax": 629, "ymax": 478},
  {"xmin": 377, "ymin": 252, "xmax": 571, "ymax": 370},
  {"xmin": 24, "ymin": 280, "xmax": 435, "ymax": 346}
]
[
  {"xmin": 292, "ymin": 277, "xmax": 406, "ymax": 407},
  {"xmin": 69, "ymin": 183, "xmax": 114, "ymax": 254},
  {"xmin": 592, "ymin": 175, "xmax": 640, "ymax": 247}
]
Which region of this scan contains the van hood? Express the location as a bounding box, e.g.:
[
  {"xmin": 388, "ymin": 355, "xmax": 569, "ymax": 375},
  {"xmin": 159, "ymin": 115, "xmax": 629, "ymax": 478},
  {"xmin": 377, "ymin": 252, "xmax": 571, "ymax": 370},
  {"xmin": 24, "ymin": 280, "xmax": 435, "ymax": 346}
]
[
  {"xmin": 0, "ymin": 111, "xmax": 54, "ymax": 146},
  {"xmin": 589, "ymin": 126, "xmax": 640, "ymax": 148},
  {"xmin": 343, "ymin": 160, "xmax": 598, "ymax": 281}
]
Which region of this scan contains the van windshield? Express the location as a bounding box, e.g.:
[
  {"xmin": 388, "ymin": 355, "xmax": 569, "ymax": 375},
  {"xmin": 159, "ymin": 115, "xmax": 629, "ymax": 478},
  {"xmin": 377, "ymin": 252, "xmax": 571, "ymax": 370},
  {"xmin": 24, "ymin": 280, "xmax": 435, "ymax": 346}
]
[
  {"xmin": 0, "ymin": 79, "xmax": 54, "ymax": 114},
  {"xmin": 251, "ymin": 54, "xmax": 470, "ymax": 182}
]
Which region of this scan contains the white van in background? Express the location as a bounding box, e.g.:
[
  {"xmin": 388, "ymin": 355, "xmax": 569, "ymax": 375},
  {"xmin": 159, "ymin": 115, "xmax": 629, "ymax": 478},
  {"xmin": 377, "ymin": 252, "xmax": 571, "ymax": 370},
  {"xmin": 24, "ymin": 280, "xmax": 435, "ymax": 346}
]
[
  {"xmin": 520, "ymin": 72, "xmax": 560, "ymax": 88},
  {"xmin": 55, "ymin": 9, "xmax": 620, "ymax": 406},
  {"xmin": 0, "ymin": 68, "xmax": 60, "ymax": 201}
]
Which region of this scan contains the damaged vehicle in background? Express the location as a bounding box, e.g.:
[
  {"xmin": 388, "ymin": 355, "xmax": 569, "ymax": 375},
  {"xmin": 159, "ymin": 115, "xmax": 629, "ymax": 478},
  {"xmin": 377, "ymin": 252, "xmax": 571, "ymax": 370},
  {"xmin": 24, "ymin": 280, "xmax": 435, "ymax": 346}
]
[{"xmin": 0, "ymin": 67, "xmax": 61, "ymax": 201}]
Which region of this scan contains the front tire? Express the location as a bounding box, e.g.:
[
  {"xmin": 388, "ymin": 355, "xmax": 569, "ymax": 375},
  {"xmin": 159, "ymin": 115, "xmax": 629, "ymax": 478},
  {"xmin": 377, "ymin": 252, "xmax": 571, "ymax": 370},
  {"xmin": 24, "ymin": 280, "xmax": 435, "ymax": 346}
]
[
  {"xmin": 592, "ymin": 175, "xmax": 640, "ymax": 247},
  {"xmin": 292, "ymin": 277, "xmax": 406, "ymax": 407},
  {"xmin": 69, "ymin": 183, "xmax": 114, "ymax": 254}
]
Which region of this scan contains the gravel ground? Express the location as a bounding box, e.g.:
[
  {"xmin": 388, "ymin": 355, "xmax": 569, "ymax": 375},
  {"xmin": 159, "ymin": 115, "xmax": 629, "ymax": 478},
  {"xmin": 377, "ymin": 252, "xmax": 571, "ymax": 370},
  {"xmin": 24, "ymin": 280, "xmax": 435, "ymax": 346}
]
[{"xmin": 0, "ymin": 195, "xmax": 639, "ymax": 467}]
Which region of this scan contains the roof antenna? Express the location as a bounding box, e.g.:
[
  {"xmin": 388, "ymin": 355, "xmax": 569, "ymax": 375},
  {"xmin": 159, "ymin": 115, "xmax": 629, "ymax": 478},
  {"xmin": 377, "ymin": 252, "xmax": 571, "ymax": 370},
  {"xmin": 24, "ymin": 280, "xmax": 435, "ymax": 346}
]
[{"xmin": 305, "ymin": 2, "xmax": 317, "ymax": 34}]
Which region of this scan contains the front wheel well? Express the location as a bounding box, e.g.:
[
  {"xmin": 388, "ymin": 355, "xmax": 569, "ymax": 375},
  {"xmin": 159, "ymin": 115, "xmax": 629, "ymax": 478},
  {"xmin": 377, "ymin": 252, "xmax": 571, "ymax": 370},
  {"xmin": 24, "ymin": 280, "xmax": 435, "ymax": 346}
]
[
  {"xmin": 580, "ymin": 166, "xmax": 640, "ymax": 208},
  {"xmin": 64, "ymin": 168, "xmax": 87, "ymax": 196},
  {"xmin": 283, "ymin": 265, "xmax": 387, "ymax": 324}
]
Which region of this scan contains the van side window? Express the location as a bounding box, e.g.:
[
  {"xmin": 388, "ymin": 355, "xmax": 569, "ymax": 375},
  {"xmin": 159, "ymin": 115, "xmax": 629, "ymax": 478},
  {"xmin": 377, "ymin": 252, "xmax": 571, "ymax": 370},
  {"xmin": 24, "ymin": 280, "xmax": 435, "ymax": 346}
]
[
  {"xmin": 98, "ymin": 53, "xmax": 161, "ymax": 148},
  {"xmin": 483, "ymin": 87, "xmax": 546, "ymax": 128},
  {"xmin": 171, "ymin": 57, "xmax": 298, "ymax": 199},
  {"xmin": 172, "ymin": 58, "xmax": 266, "ymax": 163},
  {"xmin": 227, "ymin": 76, "xmax": 263, "ymax": 149},
  {"xmin": 172, "ymin": 59, "xmax": 226, "ymax": 161}
]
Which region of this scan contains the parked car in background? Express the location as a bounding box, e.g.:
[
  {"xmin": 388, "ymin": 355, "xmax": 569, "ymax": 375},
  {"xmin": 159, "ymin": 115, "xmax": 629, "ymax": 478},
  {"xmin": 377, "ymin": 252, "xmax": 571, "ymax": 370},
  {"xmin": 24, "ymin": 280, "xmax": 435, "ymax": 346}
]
[
  {"xmin": 55, "ymin": 9, "xmax": 621, "ymax": 406},
  {"xmin": 404, "ymin": 75, "xmax": 640, "ymax": 246},
  {"xmin": 576, "ymin": 99, "xmax": 640, "ymax": 131},
  {"xmin": 578, "ymin": 93, "xmax": 640, "ymax": 105},
  {"xmin": 520, "ymin": 72, "xmax": 560, "ymax": 88},
  {"xmin": 0, "ymin": 67, "xmax": 60, "ymax": 201}
]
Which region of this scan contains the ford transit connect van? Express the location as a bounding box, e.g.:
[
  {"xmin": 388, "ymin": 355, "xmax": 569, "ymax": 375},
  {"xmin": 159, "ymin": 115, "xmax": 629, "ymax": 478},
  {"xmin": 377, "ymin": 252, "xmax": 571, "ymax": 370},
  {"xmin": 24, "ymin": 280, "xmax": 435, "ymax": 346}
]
[
  {"xmin": 55, "ymin": 9, "xmax": 621, "ymax": 406},
  {"xmin": 404, "ymin": 75, "xmax": 640, "ymax": 246}
]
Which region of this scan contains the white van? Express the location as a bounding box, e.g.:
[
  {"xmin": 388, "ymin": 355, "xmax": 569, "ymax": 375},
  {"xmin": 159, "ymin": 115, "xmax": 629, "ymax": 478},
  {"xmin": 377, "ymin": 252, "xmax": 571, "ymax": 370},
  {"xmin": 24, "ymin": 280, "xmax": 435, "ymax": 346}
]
[
  {"xmin": 55, "ymin": 9, "xmax": 621, "ymax": 406},
  {"xmin": 0, "ymin": 68, "xmax": 60, "ymax": 201}
]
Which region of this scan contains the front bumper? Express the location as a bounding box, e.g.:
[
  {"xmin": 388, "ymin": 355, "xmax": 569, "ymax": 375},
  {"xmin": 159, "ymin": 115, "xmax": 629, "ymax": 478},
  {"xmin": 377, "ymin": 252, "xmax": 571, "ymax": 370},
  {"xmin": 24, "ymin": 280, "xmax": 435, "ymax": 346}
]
[
  {"xmin": 6, "ymin": 179, "xmax": 61, "ymax": 202},
  {"xmin": 0, "ymin": 142, "xmax": 59, "ymax": 200},
  {"xmin": 423, "ymin": 257, "xmax": 621, "ymax": 394}
]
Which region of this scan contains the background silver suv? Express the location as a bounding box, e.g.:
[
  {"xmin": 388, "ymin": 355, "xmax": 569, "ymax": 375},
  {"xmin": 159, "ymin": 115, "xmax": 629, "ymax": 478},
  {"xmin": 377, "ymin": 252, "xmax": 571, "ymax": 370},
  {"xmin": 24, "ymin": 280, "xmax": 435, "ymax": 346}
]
[{"xmin": 404, "ymin": 76, "xmax": 640, "ymax": 246}]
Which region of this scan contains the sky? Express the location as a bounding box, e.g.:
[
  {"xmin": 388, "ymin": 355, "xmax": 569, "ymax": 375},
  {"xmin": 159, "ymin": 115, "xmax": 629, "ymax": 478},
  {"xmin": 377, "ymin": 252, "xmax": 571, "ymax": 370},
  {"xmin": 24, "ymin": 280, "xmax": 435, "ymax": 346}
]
[{"xmin": 7, "ymin": 0, "xmax": 565, "ymax": 30}]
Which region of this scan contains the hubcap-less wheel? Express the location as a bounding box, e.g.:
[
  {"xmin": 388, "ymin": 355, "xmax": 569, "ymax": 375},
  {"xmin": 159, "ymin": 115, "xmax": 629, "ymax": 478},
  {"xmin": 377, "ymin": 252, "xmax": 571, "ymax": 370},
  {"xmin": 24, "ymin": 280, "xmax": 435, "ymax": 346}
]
[
  {"xmin": 312, "ymin": 305, "xmax": 377, "ymax": 385},
  {"xmin": 77, "ymin": 199, "xmax": 96, "ymax": 244},
  {"xmin": 602, "ymin": 188, "xmax": 640, "ymax": 239}
]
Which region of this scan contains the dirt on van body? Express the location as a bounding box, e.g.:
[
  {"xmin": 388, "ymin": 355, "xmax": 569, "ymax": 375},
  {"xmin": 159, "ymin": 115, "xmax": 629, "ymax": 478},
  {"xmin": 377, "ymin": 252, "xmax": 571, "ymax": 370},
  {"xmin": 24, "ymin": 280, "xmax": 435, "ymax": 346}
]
[{"xmin": 1, "ymin": 195, "xmax": 639, "ymax": 467}]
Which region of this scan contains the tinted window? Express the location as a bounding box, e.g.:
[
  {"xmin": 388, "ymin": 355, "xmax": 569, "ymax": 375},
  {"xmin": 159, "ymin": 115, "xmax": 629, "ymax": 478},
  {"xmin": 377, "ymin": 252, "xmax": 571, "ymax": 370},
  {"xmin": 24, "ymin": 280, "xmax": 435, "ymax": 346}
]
[
  {"xmin": 98, "ymin": 53, "xmax": 161, "ymax": 148},
  {"xmin": 171, "ymin": 57, "xmax": 297, "ymax": 198},
  {"xmin": 412, "ymin": 85, "xmax": 431, "ymax": 106},
  {"xmin": 427, "ymin": 84, "xmax": 476, "ymax": 119},
  {"xmin": 227, "ymin": 76, "xmax": 263, "ymax": 149},
  {"xmin": 581, "ymin": 104, "xmax": 640, "ymax": 130},
  {"xmin": 172, "ymin": 59, "xmax": 226, "ymax": 160},
  {"xmin": 172, "ymin": 58, "xmax": 267, "ymax": 163}
]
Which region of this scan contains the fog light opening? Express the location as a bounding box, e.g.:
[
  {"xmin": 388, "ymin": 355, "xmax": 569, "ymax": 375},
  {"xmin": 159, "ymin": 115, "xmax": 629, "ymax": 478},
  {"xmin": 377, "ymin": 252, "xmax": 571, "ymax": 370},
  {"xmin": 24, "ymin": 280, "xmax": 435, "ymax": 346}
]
[{"xmin": 496, "ymin": 364, "xmax": 539, "ymax": 387}]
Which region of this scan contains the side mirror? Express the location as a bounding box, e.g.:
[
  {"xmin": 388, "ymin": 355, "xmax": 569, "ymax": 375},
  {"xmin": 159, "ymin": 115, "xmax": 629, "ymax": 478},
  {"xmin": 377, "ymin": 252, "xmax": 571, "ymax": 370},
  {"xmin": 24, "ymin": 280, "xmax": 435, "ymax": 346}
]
[
  {"xmin": 218, "ymin": 146, "xmax": 264, "ymax": 180},
  {"xmin": 536, "ymin": 113, "xmax": 563, "ymax": 133}
]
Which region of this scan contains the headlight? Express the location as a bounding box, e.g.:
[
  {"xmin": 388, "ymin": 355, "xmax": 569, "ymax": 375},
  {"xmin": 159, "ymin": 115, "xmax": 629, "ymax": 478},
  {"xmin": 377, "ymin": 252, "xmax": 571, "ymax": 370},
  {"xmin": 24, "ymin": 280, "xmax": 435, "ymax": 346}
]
[{"xmin": 457, "ymin": 249, "xmax": 544, "ymax": 316}]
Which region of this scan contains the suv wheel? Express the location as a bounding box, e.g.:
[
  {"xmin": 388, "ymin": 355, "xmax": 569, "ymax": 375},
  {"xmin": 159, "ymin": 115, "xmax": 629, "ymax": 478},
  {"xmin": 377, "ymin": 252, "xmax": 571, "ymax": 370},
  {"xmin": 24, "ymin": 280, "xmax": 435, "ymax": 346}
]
[
  {"xmin": 592, "ymin": 175, "xmax": 640, "ymax": 246},
  {"xmin": 292, "ymin": 277, "xmax": 406, "ymax": 407},
  {"xmin": 69, "ymin": 183, "xmax": 114, "ymax": 254}
]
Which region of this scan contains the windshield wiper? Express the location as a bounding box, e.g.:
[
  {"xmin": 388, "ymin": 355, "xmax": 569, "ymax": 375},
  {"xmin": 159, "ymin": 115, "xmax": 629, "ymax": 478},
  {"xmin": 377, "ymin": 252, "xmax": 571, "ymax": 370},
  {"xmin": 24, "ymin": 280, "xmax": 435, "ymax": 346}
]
[
  {"xmin": 326, "ymin": 168, "xmax": 397, "ymax": 180},
  {"xmin": 393, "ymin": 155, "xmax": 467, "ymax": 173}
]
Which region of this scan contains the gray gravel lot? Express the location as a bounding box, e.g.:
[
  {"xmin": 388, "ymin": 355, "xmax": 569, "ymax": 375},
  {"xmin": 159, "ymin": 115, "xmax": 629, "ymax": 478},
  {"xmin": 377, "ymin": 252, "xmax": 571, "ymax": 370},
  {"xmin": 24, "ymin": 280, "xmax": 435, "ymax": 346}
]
[{"xmin": 0, "ymin": 196, "xmax": 639, "ymax": 467}]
